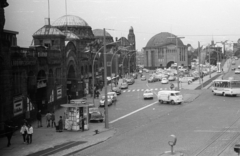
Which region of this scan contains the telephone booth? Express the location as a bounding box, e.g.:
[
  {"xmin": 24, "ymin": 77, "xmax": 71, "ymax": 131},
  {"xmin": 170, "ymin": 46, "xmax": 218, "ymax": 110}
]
[{"xmin": 61, "ymin": 101, "xmax": 89, "ymax": 131}]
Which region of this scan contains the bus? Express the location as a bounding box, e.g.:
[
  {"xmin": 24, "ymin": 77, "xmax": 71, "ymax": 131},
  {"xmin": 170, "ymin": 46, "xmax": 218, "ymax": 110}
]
[{"xmin": 211, "ymin": 79, "xmax": 240, "ymax": 96}]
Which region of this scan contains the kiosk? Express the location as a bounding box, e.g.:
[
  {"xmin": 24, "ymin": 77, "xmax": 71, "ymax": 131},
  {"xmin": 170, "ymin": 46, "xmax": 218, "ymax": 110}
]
[{"xmin": 61, "ymin": 100, "xmax": 89, "ymax": 131}]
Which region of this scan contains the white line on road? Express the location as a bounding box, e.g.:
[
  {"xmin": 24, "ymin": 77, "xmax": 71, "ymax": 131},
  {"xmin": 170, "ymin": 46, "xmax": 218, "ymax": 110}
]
[
  {"xmin": 141, "ymin": 89, "xmax": 144, "ymax": 91},
  {"xmin": 155, "ymin": 88, "xmax": 158, "ymax": 90},
  {"xmin": 132, "ymin": 90, "xmax": 135, "ymax": 92},
  {"xmin": 128, "ymin": 90, "xmax": 131, "ymax": 92},
  {"xmin": 109, "ymin": 101, "xmax": 158, "ymax": 124},
  {"xmin": 137, "ymin": 89, "xmax": 140, "ymax": 91},
  {"xmin": 123, "ymin": 90, "xmax": 126, "ymax": 92}
]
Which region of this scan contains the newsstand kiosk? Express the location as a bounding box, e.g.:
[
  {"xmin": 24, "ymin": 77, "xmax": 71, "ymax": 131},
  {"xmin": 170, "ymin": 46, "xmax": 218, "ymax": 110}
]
[{"xmin": 61, "ymin": 102, "xmax": 89, "ymax": 131}]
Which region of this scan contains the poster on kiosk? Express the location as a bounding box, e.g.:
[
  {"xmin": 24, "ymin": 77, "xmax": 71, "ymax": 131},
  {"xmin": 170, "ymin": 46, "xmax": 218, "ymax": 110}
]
[{"xmin": 61, "ymin": 99, "xmax": 89, "ymax": 131}]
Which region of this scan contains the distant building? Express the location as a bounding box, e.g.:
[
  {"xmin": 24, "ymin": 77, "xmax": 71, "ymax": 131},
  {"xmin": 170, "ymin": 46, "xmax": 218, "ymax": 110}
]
[{"xmin": 143, "ymin": 32, "xmax": 188, "ymax": 69}]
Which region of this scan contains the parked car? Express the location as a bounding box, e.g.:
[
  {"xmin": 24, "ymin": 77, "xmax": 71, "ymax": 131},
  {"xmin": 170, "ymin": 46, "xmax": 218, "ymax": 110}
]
[
  {"xmin": 126, "ymin": 78, "xmax": 135, "ymax": 85},
  {"xmin": 235, "ymin": 69, "xmax": 240, "ymax": 74},
  {"xmin": 148, "ymin": 76, "xmax": 157, "ymax": 83},
  {"xmin": 141, "ymin": 75, "xmax": 146, "ymax": 81},
  {"xmin": 89, "ymin": 107, "xmax": 104, "ymax": 122},
  {"xmin": 238, "ymin": 65, "xmax": 240, "ymax": 69},
  {"xmin": 107, "ymin": 92, "xmax": 117, "ymax": 102},
  {"xmin": 143, "ymin": 89, "xmax": 154, "ymax": 99},
  {"xmin": 168, "ymin": 75, "xmax": 176, "ymax": 81},
  {"xmin": 99, "ymin": 95, "xmax": 113, "ymax": 107},
  {"xmin": 112, "ymin": 86, "xmax": 121, "ymax": 95},
  {"xmin": 120, "ymin": 82, "xmax": 128, "ymax": 89},
  {"xmin": 132, "ymin": 73, "xmax": 138, "ymax": 79},
  {"xmin": 161, "ymin": 78, "xmax": 169, "ymax": 84}
]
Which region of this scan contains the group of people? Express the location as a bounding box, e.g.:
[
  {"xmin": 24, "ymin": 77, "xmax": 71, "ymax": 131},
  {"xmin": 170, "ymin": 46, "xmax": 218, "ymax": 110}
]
[
  {"xmin": 20, "ymin": 122, "xmax": 33, "ymax": 145},
  {"xmin": 36, "ymin": 110, "xmax": 63, "ymax": 132}
]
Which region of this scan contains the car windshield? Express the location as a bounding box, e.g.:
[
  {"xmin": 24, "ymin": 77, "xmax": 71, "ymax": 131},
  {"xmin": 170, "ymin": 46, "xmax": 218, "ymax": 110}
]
[{"xmin": 175, "ymin": 93, "xmax": 181, "ymax": 96}]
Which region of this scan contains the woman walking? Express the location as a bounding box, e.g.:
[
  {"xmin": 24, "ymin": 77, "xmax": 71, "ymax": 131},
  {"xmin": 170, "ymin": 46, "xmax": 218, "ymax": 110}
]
[
  {"xmin": 26, "ymin": 124, "xmax": 33, "ymax": 144},
  {"xmin": 20, "ymin": 122, "xmax": 27, "ymax": 143},
  {"xmin": 58, "ymin": 116, "xmax": 63, "ymax": 132}
]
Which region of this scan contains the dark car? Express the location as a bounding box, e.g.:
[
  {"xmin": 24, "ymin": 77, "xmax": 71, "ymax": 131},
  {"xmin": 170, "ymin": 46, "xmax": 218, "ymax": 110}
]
[
  {"xmin": 126, "ymin": 78, "xmax": 135, "ymax": 85},
  {"xmin": 148, "ymin": 77, "xmax": 157, "ymax": 83},
  {"xmin": 112, "ymin": 86, "xmax": 122, "ymax": 95},
  {"xmin": 89, "ymin": 107, "xmax": 104, "ymax": 122},
  {"xmin": 132, "ymin": 73, "xmax": 138, "ymax": 79},
  {"xmin": 232, "ymin": 67, "xmax": 236, "ymax": 71}
]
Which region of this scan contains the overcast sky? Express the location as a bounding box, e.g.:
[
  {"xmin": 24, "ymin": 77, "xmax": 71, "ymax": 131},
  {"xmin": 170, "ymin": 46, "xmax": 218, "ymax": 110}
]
[{"xmin": 4, "ymin": 0, "xmax": 240, "ymax": 50}]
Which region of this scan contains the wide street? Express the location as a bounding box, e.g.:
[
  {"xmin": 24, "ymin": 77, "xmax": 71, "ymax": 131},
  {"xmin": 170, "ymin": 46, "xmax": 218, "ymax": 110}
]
[{"xmin": 73, "ymin": 61, "xmax": 240, "ymax": 156}]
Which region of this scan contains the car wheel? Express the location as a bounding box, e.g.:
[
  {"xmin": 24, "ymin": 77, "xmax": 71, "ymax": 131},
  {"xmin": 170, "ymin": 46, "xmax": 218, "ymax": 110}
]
[
  {"xmin": 222, "ymin": 92, "xmax": 226, "ymax": 96},
  {"xmin": 179, "ymin": 102, "xmax": 182, "ymax": 105},
  {"xmin": 100, "ymin": 119, "xmax": 103, "ymax": 122},
  {"xmin": 171, "ymin": 100, "xmax": 175, "ymax": 105}
]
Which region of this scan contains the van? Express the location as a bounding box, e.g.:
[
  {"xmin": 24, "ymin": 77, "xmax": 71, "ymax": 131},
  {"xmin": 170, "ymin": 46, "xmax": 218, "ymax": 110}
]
[{"xmin": 157, "ymin": 90, "xmax": 183, "ymax": 104}]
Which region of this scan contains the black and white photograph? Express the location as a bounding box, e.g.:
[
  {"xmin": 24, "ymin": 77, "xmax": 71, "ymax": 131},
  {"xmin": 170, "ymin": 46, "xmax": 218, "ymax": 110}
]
[{"xmin": 1, "ymin": 0, "xmax": 240, "ymax": 156}]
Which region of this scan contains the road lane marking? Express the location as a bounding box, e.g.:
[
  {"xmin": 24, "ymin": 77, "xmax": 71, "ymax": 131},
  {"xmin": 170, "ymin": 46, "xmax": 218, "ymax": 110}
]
[
  {"xmin": 155, "ymin": 88, "xmax": 158, "ymax": 90},
  {"xmin": 137, "ymin": 89, "xmax": 140, "ymax": 91},
  {"xmin": 128, "ymin": 90, "xmax": 131, "ymax": 92},
  {"xmin": 132, "ymin": 90, "xmax": 135, "ymax": 92},
  {"xmin": 141, "ymin": 89, "xmax": 144, "ymax": 91},
  {"xmin": 150, "ymin": 89, "xmax": 153, "ymax": 91},
  {"xmin": 110, "ymin": 101, "xmax": 158, "ymax": 124},
  {"xmin": 123, "ymin": 90, "xmax": 126, "ymax": 92}
]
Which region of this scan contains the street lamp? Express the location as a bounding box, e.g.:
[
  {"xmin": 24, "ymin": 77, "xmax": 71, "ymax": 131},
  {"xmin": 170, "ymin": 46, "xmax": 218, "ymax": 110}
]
[
  {"xmin": 91, "ymin": 40, "xmax": 120, "ymax": 106},
  {"xmin": 121, "ymin": 50, "xmax": 135, "ymax": 78},
  {"xmin": 110, "ymin": 46, "xmax": 131, "ymax": 90},
  {"xmin": 167, "ymin": 36, "xmax": 185, "ymax": 91}
]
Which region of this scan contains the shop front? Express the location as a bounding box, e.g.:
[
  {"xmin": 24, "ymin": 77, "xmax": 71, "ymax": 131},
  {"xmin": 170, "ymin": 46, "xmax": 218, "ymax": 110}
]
[{"xmin": 61, "ymin": 101, "xmax": 89, "ymax": 131}]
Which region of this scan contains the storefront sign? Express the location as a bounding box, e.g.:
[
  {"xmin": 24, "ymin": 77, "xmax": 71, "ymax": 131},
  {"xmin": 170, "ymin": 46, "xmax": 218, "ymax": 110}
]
[
  {"xmin": 37, "ymin": 79, "xmax": 47, "ymax": 88},
  {"xmin": 57, "ymin": 85, "xmax": 62, "ymax": 99},
  {"xmin": 13, "ymin": 96, "xmax": 23, "ymax": 116}
]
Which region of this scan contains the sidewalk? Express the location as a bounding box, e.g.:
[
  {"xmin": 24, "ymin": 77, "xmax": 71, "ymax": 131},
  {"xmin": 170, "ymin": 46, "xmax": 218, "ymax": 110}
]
[
  {"xmin": 0, "ymin": 93, "xmax": 116, "ymax": 156},
  {"xmin": 0, "ymin": 60, "xmax": 230, "ymax": 156}
]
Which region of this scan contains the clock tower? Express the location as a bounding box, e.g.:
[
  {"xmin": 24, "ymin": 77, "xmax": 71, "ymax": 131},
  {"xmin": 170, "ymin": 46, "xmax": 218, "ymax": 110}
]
[{"xmin": 128, "ymin": 26, "xmax": 135, "ymax": 50}]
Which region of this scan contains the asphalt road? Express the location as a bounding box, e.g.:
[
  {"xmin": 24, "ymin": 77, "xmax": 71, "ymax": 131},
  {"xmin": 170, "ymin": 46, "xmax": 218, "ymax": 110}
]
[{"xmin": 75, "ymin": 62, "xmax": 240, "ymax": 156}]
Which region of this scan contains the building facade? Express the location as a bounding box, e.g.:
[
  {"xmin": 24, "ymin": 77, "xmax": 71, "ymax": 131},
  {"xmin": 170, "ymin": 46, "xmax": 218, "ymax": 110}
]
[{"xmin": 143, "ymin": 32, "xmax": 188, "ymax": 69}]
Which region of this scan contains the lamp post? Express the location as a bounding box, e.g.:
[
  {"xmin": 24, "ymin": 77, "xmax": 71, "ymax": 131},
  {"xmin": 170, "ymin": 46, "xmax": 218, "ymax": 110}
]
[
  {"xmin": 91, "ymin": 40, "xmax": 119, "ymax": 106},
  {"xmin": 110, "ymin": 46, "xmax": 131, "ymax": 90},
  {"xmin": 167, "ymin": 36, "xmax": 185, "ymax": 91}
]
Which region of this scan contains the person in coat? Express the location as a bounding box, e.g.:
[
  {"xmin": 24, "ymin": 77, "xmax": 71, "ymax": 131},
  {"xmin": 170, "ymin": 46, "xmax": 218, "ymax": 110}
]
[
  {"xmin": 20, "ymin": 122, "xmax": 27, "ymax": 143},
  {"xmin": 26, "ymin": 124, "xmax": 33, "ymax": 144},
  {"xmin": 45, "ymin": 112, "xmax": 52, "ymax": 127},
  {"xmin": 4, "ymin": 120, "xmax": 17, "ymax": 147},
  {"xmin": 51, "ymin": 112, "xmax": 55, "ymax": 128},
  {"xmin": 58, "ymin": 116, "xmax": 63, "ymax": 132}
]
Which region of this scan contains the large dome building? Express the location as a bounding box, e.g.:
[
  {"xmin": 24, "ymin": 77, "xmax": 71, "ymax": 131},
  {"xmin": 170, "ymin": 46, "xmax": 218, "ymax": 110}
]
[{"xmin": 143, "ymin": 32, "xmax": 188, "ymax": 69}]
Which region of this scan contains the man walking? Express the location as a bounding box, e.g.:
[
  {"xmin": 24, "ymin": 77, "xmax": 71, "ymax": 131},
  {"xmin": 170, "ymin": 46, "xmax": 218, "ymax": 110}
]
[{"xmin": 51, "ymin": 112, "xmax": 55, "ymax": 128}]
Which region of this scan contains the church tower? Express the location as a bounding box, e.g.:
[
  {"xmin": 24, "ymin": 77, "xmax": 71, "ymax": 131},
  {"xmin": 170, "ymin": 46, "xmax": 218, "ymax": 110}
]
[{"xmin": 128, "ymin": 26, "xmax": 135, "ymax": 50}]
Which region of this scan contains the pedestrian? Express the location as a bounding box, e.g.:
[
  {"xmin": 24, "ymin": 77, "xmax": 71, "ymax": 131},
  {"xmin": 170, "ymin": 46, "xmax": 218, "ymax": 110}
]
[
  {"xmin": 51, "ymin": 112, "xmax": 55, "ymax": 128},
  {"xmin": 4, "ymin": 120, "xmax": 17, "ymax": 147},
  {"xmin": 20, "ymin": 122, "xmax": 27, "ymax": 143},
  {"xmin": 96, "ymin": 90, "xmax": 100, "ymax": 98},
  {"xmin": 57, "ymin": 116, "xmax": 63, "ymax": 132},
  {"xmin": 26, "ymin": 124, "xmax": 33, "ymax": 144},
  {"xmin": 36, "ymin": 110, "xmax": 42, "ymax": 128},
  {"xmin": 45, "ymin": 112, "xmax": 52, "ymax": 127}
]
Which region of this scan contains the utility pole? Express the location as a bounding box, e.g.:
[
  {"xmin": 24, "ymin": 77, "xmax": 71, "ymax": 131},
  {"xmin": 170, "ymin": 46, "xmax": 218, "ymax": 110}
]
[
  {"xmin": 198, "ymin": 42, "xmax": 203, "ymax": 89},
  {"xmin": 103, "ymin": 28, "xmax": 109, "ymax": 128},
  {"xmin": 168, "ymin": 36, "xmax": 184, "ymax": 91},
  {"xmin": 208, "ymin": 45, "xmax": 211, "ymax": 78}
]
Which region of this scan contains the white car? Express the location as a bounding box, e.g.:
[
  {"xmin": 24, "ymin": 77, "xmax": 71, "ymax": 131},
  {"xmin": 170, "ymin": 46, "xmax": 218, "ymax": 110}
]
[
  {"xmin": 99, "ymin": 96, "xmax": 113, "ymax": 107},
  {"xmin": 161, "ymin": 78, "xmax": 169, "ymax": 84},
  {"xmin": 107, "ymin": 92, "xmax": 117, "ymax": 102},
  {"xmin": 238, "ymin": 65, "xmax": 240, "ymax": 69},
  {"xmin": 235, "ymin": 69, "xmax": 240, "ymax": 74},
  {"xmin": 143, "ymin": 90, "xmax": 154, "ymax": 99}
]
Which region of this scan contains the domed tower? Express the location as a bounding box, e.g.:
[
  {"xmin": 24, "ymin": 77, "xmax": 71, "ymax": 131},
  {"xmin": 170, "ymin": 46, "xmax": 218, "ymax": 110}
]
[{"xmin": 128, "ymin": 26, "xmax": 135, "ymax": 50}]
